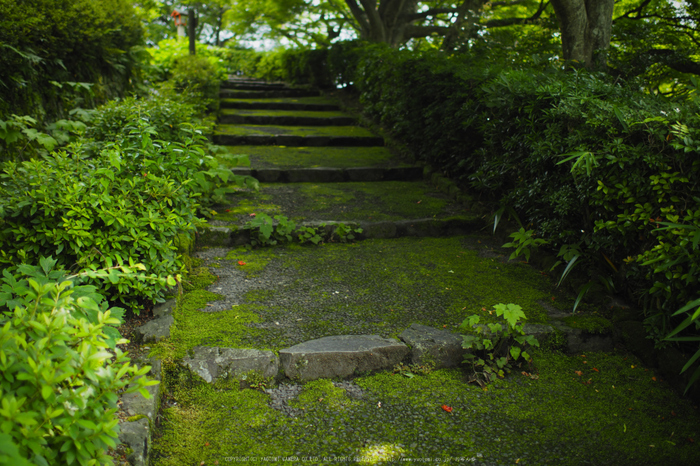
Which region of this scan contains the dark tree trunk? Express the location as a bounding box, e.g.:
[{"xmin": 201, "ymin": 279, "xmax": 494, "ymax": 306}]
[
  {"xmin": 188, "ymin": 9, "xmax": 196, "ymax": 55},
  {"xmin": 551, "ymin": 0, "xmax": 614, "ymax": 69}
]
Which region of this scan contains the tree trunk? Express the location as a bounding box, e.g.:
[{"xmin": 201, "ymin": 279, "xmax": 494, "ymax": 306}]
[{"xmin": 551, "ymin": 0, "xmax": 614, "ymax": 69}]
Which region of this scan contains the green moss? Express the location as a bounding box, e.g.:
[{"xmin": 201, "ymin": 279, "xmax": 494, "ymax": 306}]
[
  {"xmin": 221, "ymin": 96, "xmax": 339, "ymax": 106},
  {"xmin": 244, "ymin": 289, "xmax": 276, "ymax": 302},
  {"xmin": 219, "ymin": 146, "xmax": 408, "ymax": 169},
  {"xmin": 154, "ymin": 289, "xmax": 264, "ymax": 360},
  {"xmin": 250, "ymin": 181, "xmax": 470, "ymax": 223},
  {"xmin": 188, "ymin": 237, "xmax": 558, "ymax": 351},
  {"xmin": 221, "ymin": 109, "xmax": 350, "ymax": 118},
  {"xmin": 563, "ymin": 315, "xmax": 614, "ymax": 334},
  {"xmin": 291, "ymin": 379, "xmax": 359, "ymax": 411},
  {"xmin": 225, "ymin": 247, "xmax": 277, "ymax": 277},
  {"xmin": 182, "ymin": 266, "xmax": 217, "ymax": 292},
  {"xmin": 215, "ymin": 124, "xmax": 376, "ymax": 138},
  {"xmin": 152, "ymin": 351, "xmax": 700, "ymax": 466},
  {"xmin": 126, "ymin": 414, "xmax": 147, "ymax": 422}
]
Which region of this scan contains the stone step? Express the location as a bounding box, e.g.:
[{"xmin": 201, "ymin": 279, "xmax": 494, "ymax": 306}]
[
  {"xmin": 219, "ymin": 113, "xmax": 356, "ymax": 126},
  {"xmin": 221, "ymin": 82, "xmax": 288, "ymax": 90},
  {"xmin": 229, "ymin": 166, "xmax": 422, "ymax": 182},
  {"xmin": 205, "ymin": 178, "xmax": 471, "ymax": 234},
  {"xmin": 198, "ymin": 217, "xmax": 481, "ymax": 247},
  {"xmin": 220, "ymin": 89, "xmax": 320, "ymax": 99},
  {"xmin": 219, "ymin": 146, "xmax": 409, "ymax": 170},
  {"xmin": 214, "ymin": 134, "xmax": 384, "ymax": 147},
  {"xmin": 221, "ymin": 99, "xmax": 340, "ymax": 111}
]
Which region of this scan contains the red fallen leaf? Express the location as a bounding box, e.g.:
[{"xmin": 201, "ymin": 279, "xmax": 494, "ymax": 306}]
[
  {"xmin": 238, "ymin": 261, "xmax": 246, "ymax": 266},
  {"xmin": 250, "ymin": 213, "xmax": 256, "ymax": 217},
  {"xmin": 441, "ymin": 405, "xmax": 453, "ymax": 413},
  {"xmin": 417, "ymin": 200, "xmax": 422, "ymax": 204},
  {"xmin": 205, "ymin": 442, "xmax": 210, "ymax": 446},
  {"xmin": 652, "ymin": 376, "xmax": 657, "ymax": 381},
  {"xmin": 592, "ymin": 367, "xmax": 599, "ymax": 372},
  {"xmin": 689, "ymin": 438, "xmax": 695, "ymax": 443},
  {"xmin": 551, "ymin": 296, "xmax": 556, "ymax": 301},
  {"xmin": 575, "ymin": 370, "xmax": 583, "ymax": 376},
  {"xmin": 225, "ymin": 209, "xmax": 231, "ymax": 212}
]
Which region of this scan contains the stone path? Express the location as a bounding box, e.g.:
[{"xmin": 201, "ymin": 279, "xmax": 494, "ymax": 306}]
[{"xmin": 120, "ymin": 78, "xmax": 700, "ymax": 466}]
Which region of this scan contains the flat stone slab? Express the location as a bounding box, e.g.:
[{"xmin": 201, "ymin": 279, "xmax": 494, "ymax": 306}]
[
  {"xmin": 135, "ymin": 315, "xmax": 173, "ymax": 343},
  {"xmin": 551, "ymin": 321, "xmax": 614, "ymax": 353},
  {"xmin": 118, "ymin": 417, "xmax": 149, "ymax": 466},
  {"xmin": 399, "ymin": 324, "xmax": 466, "ymax": 368},
  {"xmin": 279, "ymin": 335, "xmax": 409, "ymax": 381},
  {"xmin": 182, "ymin": 346, "xmax": 279, "ymax": 383},
  {"xmin": 230, "ymin": 166, "xmax": 422, "ymax": 182}
]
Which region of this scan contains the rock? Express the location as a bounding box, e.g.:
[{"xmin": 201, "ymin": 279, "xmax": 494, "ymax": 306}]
[
  {"xmin": 152, "ymin": 299, "xmax": 176, "ymax": 318},
  {"xmin": 117, "ymin": 359, "xmax": 161, "ymax": 466},
  {"xmin": 286, "ymin": 168, "xmax": 344, "ymax": 183},
  {"xmin": 135, "ymin": 315, "xmax": 174, "ymax": 343},
  {"xmin": 346, "ymin": 167, "xmax": 384, "ymax": 182},
  {"xmin": 118, "ymin": 417, "xmax": 149, "ymax": 466},
  {"xmin": 399, "ymin": 324, "xmax": 466, "ymax": 368},
  {"xmin": 279, "ymin": 335, "xmax": 409, "ymax": 381},
  {"xmin": 182, "ymin": 346, "xmax": 279, "ymax": 383},
  {"xmin": 551, "ymin": 320, "xmax": 614, "ymax": 353},
  {"xmin": 522, "ymin": 323, "xmax": 555, "ymax": 344},
  {"xmin": 120, "ymin": 359, "xmax": 162, "ymax": 422},
  {"xmin": 361, "ymin": 221, "xmax": 397, "ymax": 239}
]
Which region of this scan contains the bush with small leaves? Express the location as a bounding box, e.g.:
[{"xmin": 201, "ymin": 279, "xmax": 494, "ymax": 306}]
[{"xmin": 0, "ymin": 258, "xmax": 158, "ymax": 466}]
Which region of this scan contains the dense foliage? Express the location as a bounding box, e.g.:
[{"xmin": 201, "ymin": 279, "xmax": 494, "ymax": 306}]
[
  {"xmin": 0, "ymin": 0, "xmax": 144, "ymax": 121},
  {"xmin": 0, "ymin": 259, "xmax": 157, "ymax": 466}
]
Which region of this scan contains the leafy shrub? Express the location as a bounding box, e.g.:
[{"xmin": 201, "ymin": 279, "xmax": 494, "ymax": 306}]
[
  {"xmin": 460, "ymin": 303, "xmax": 539, "ymax": 387},
  {"xmin": 0, "ymin": 0, "xmax": 144, "ymax": 122},
  {"xmin": 169, "ymin": 55, "xmax": 224, "ymax": 111},
  {"xmin": 1, "ymin": 92, "xmax": 257, "ymax": 311},
  {"xmin": 0, "ymin": 258, "xmax": 157, "ymax": 465}
]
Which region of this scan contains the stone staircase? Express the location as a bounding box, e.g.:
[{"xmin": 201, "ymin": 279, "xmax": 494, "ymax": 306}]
[{"xmin": 119, "ymin": 78, "xmax": 619, "ymax": 466}]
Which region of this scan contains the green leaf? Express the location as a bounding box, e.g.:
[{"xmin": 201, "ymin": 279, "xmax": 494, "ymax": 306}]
[{"xmin": 510, "ymin": 346, "xmax": 522, "ymax": 360}]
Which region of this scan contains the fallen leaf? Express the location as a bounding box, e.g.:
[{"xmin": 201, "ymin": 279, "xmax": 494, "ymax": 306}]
[
  {"xmin": 250, "ymin": 213, "xmax": 256, "ymax": 217},
  {"xmin": 417, "ymin": 200, "xmax": 422, "ymax": 204},
  {"xmin": 652, "ymin": 377, "xmax": 657, "ymax": 381},
  {"xmin": 238, "ymin": 261, "xmax": 246, "ymax": 266},
  {"xmin": 575, "ymin": 370, "xmax": 583, "ymax": 376},
  {"xmin": 592, "ymin": 367, "xmax": 599, "ymax": 372},
  {"xmin": 205, "ymin": 442, "xmax": 210, "ymax": 446},
  {"xmin": 583, "ymin": 361, "xmax": 588, "ymax": 364},
  {"xmin": 441, "ymin": 405, "xmax": 453, "ymax": 413}
]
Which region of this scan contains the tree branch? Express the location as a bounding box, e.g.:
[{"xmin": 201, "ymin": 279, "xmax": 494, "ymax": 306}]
[
  {"xmin": 484, "ymin": 0, "xmax": 548, "ymax": 28},
  {"xmin": 403, "ymin": 8, "xmax": 460, "ymax": 22},
  {"xmin": 404, "ymin": 24, "xmax": 449, "ymax": 38},
  {"xmin": 344, "ymin": 0, "xmax": 372, "ymax": 35},
  {"xmin": 614, "ymin": 0, "xmax": 652, "ymax": 21}
]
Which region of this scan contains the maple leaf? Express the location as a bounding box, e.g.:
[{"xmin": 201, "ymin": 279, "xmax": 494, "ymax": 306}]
[
  {"xmin": 575, "ymin": 370, "xmax": 583, "ymax": 376},
  {"xmin": 238, "ymin": 261, "xmax": 246, "ymax": 266},
  {"xmin": 441, "ymin": 405, "xmax": 453, "ymax": 413}
]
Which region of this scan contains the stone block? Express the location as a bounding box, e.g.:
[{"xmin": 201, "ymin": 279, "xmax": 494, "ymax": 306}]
[
  {"xmin": 361, "ymin": 221, "xmax": 397, "ymax": 239},
  {"xmin": 399, "ymin": 324, "xmax": 466, "ymax": 368},
  {"xmin": 182, "ymin": 346, "xmax": 279, "ymax": 383},
  {"xmin": 135, "ymin": 315, "xmax": 174, "ymax": 344},
  {"xmin": 255, "ymin": 169, "xmax": 283, "ymax": 182},
  {"xmin": 287, "ymin": 168, "xmax": 345, "ymax": 183},
  {"xmin": 346, "ymin": 167, "xmax": 384, "ymax": 182},
  {"xmin": 279, "ymin": 335, "xmax": 409, "ymax": 381},
  {"xmin": 118, "ymin": 417, "xmax": 149, "ymax": 466}
]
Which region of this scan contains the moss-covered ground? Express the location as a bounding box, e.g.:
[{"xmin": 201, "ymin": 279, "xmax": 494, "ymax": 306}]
[
  {"xmin": 209, "ymin": 181, "xmax": 471, "ymax": 224},
  {"xmin": 220, "ymin": 108, "xmax": 350, "ymax": 119},
  {"xmin": 221, "ymin": 96, "xmax": 339, "ymax": 106},
  {"xmin": 216, "ymin": 123, "xmax": 376, "ymax": 137},
  {"xmin": 152, "ymin": 351, "xmax": 700, "ymax": 466},
  {"xmin": 218, "ymin": 146, "xmax": 410, "ymax": 169},
  {"xmin": 153, "ymin": 236, "xmax": 566, "ymax": 358}
]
